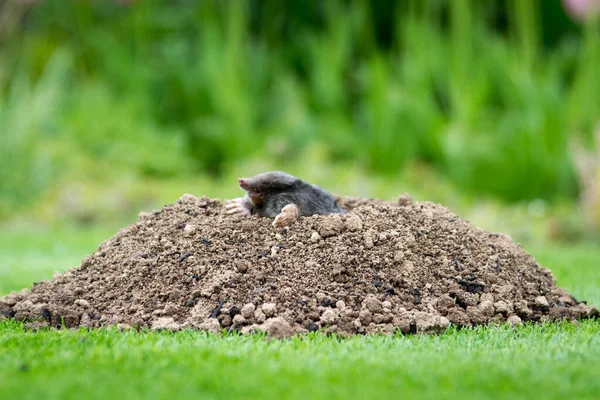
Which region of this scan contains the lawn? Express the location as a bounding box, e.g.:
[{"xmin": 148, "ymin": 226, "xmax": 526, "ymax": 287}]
[{"xmin": 1, "ymin": 226, "xmax": 599, "ymax": 400}]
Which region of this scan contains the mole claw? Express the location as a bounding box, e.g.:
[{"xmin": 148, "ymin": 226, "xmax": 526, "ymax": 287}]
[
  {"xmin": 224, "ymin": 198, "xmax": 251, "ymax": 217},
  {"xmin": 272, "ymin": 204, "xmax": 299, "ymax": 227}
]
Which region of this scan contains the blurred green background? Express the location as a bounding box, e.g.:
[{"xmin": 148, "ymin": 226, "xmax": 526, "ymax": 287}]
[{"xmin": 1, "ymin": 0, "xmax": 599, "ymax": 245}]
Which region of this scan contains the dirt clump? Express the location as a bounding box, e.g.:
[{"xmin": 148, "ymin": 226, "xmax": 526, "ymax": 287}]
[{"xmin": 1, "ymin": 194, "xmax": 597, "ymax": 336}]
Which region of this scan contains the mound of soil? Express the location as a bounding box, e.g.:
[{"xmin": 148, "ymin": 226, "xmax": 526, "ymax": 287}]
[{"xmin": 1, "ymin": 194, "xmax": 597, "ymax": 337}]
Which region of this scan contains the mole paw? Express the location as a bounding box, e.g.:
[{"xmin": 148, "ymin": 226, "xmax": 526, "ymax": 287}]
[
  {"xmin": 272, "ymin": 204, "xmax": 299, "ymax": 227},
  {"xmin": 224, "ymin": 197, "xmax": 251, "ymax": 217}
]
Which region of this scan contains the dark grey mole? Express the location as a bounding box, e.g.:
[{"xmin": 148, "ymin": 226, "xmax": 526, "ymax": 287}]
[{"xmin": 238, "ymin": 171, "xmax": 347, "ymax": 217}]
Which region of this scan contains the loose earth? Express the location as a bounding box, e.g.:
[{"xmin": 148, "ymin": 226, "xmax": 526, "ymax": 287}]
[{"xmin": 1, "ymin": 194, "xmax": 597, "ymax": 337}]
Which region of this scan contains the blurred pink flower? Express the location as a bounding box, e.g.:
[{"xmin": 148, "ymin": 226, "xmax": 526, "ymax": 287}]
[{"xmin": 563, "ymin": 0, "xmax": 600, "ymax": 21}]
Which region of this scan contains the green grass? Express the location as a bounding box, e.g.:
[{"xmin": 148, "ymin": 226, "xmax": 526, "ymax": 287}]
[
  {"xmin": 1, "ymin": 321, "xmax": 599, "ymax": 400},
  {"xmin": 1, "ymin": 226, "xmax": 599, "ymax": 399}
]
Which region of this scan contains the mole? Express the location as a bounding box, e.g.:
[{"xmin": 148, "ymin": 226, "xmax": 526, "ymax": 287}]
[{"xmin": 224, "ymin": 171, "xmax": 347, "ymax": 227}]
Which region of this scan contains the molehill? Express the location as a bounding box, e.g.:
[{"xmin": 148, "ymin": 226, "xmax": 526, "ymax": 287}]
[{"xmin": 1, "ymin": 194, "xmax": 597, "ymax": 337}]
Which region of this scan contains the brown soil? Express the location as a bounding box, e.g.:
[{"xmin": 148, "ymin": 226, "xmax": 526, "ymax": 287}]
[{"xmin": 1, "ymin": 194, "xmax": 597, "ymax": 337}]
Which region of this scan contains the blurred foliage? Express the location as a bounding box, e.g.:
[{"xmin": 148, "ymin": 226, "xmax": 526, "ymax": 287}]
[{"xmin": 0, "ymin": 0, "xmax": 599, "ymax": 218}]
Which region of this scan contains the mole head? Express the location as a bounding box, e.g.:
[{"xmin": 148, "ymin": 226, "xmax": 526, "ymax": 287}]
[{"xmin": 238, "ymin": 171, "xmax": 301, "ymax": 204}]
